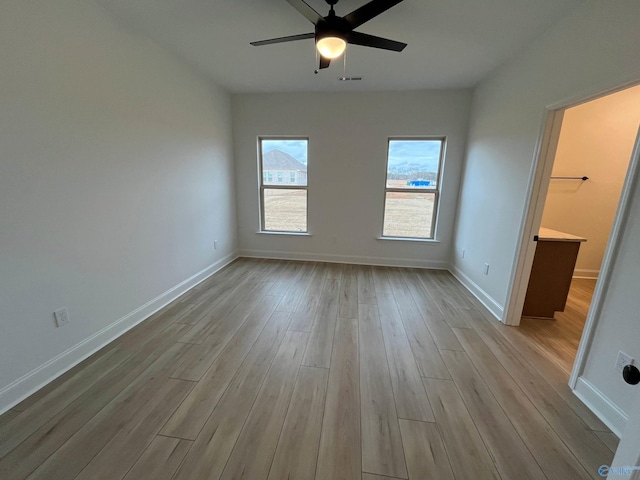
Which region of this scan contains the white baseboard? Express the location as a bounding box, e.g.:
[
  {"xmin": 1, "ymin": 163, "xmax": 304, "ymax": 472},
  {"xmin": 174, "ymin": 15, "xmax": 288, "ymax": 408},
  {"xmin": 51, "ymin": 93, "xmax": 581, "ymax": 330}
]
[
  {"xmin": 0, "ymin": 253, "xmax": 237, "ymax": 414},
  {"xmin": 573, "ymin": 269, "xmax": 600, "ymax": 279},
  {"xmin": 238, "ymin": 249, "xmax": 449, "ymax": 269},
  {"xmin": 449, "ymin": 266, "xmax": 504, "ymax": 321},
  {"xmin": 574, "ymin": 376, "xmax": 628, "ymax": 437}
]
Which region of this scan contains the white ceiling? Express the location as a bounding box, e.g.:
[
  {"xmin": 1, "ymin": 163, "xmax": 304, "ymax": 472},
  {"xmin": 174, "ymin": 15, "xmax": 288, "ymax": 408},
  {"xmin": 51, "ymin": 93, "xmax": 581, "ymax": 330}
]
[{"xmin": 95, "ymin": 0, "xmax": 580, "ymax": 93}]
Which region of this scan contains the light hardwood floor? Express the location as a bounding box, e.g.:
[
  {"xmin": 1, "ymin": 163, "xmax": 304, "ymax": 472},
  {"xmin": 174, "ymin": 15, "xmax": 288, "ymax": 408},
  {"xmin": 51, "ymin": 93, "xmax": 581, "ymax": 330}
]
[
  {"xmin": 519, "ymin": 278, "xmax": 597, "ymax": 375},
  {"xmin": 0, "ymin": 259, "xmax": 617, "ymax": 479}
]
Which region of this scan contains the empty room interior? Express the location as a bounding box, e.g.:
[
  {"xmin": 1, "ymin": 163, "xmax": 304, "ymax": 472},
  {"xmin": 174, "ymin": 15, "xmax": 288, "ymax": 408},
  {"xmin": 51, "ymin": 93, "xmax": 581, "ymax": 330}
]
[{"xmin": 2, "ymin": 1, "xmax": 640, "ymax": 479}]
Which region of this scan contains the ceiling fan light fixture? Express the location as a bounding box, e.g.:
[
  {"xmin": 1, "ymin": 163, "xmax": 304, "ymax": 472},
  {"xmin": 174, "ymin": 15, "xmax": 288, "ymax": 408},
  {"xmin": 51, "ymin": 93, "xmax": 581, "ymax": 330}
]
[
  {"xmin": 316, "ymin": 36, "xmax": 346, "ymax": 59},
  {"xmin": 250, "ymin": 0, "xmax": 408, "ymax": 71}
]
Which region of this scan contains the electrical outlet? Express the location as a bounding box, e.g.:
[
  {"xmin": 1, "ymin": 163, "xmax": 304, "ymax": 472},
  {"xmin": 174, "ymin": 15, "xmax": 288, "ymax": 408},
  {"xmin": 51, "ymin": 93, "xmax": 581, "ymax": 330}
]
[
  {"xmin": 484, "ymin": 263, "xmax": 490, "ymax": 275},
  {"xmin": 615, "ymin": 351, "xmax": 634, "ymax": 373},
  {"xmin": 214, "ymin": 240, "xmax": 218, "ymax": 250},
  {"xmin": 461, "ymin": 249, "xmax": 466, "ymax": 259},
  {"xmin": 54, "ymin": 308, "xmax": 70, "ymax": 328}
]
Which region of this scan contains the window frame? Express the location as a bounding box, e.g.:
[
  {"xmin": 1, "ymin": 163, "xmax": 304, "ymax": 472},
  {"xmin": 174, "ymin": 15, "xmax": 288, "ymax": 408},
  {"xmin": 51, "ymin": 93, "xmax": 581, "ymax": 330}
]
[
  {"xmin": 258, "ymin": 136, "xmax": 309, "ymax": 234},
  {"xmin": 381, "ymin": 137, "xmax": 446, "ymax": 240}
]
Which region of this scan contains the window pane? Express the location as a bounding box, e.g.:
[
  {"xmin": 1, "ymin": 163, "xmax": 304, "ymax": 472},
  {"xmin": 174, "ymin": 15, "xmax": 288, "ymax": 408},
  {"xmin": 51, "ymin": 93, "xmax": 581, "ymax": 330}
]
[
  {"xmin": 261, "ymin": 139, "xmax": 308, "ymax": 186},
  {"xmin": 387, "ymin": 140, "xmax": 442, "ymax": 189},
  {"xmin": 263, "ymin": 188, "xmax": 307, "ymax": 232},
  {"xmin": 383, "ymin": 192, "xmax": 435, "ymax": 238}
]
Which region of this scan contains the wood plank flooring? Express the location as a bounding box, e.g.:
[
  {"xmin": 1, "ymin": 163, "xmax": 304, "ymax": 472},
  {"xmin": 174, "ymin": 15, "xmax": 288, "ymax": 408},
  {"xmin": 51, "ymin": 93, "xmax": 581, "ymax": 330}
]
[
  {"xmin": 519, "ymin": 278, "xmax": 596, "ymax": 374},
  {"xmin": 0, "ymin": 259, "xmax": 615, "ymax": 479}
]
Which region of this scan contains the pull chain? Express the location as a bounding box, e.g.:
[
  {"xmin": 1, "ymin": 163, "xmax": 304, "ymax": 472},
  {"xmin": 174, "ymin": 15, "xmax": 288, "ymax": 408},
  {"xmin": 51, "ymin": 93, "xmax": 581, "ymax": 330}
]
[{"xmin": 343, "ymin": 45, "xmax": 347, "ymax": 75}]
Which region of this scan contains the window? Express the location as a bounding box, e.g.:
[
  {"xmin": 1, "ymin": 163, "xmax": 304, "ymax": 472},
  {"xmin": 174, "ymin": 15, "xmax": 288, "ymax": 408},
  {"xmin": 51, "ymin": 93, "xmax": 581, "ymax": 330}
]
[
  {"xmin": 382, "ymin": 138, "xmax": 444, "ymax": 239},
  {"xmin": 259, "ymin": 138, "xmax": 308, "ymax": 232}
]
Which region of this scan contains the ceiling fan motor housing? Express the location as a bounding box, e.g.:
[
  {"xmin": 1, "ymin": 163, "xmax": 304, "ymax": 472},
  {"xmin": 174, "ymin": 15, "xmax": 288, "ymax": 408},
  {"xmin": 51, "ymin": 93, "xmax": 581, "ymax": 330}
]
[
  {"xmin": 315, "ymin": 15, "xmax": 349, "ymax": 42},
  {"xmin": 251, "ymin": 0, "xmax": 407, "ymax": 70}
]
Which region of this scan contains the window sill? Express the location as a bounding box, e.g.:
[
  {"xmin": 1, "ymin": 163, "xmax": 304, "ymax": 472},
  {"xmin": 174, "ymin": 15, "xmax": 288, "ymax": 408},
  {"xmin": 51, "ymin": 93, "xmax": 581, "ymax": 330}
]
[
  {"xmin": 377, "ymin": 236, "xmax": 440, "ymax": 244},
  {"xmin": 256, "ymin": 231, "xmax": 311, "ymax": 236}
]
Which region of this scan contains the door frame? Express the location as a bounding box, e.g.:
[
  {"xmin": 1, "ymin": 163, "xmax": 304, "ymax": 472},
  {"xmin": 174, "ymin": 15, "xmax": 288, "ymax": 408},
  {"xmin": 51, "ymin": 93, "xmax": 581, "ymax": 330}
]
[
  {"xmin": 611, "ymin": 388, "xmax": 640, "ymax": 479},
  {"xmin": 502, "ymin": 80, "xmax": 640, "ymax": 391},
  {"xmin": 569, "ymin": 128, "xmax": 640, "ymax": 388},
  {"xmin": 501, "ymin": 108, "xmax": 564, "ymax": 327}
]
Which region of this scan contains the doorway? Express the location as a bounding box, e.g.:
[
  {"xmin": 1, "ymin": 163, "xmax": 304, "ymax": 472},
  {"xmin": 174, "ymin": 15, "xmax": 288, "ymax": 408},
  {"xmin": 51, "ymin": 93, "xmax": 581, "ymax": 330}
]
[
  {"xmin": 519, "ymin": 85, "xmax": 640, "ymax": 376},
  {"xmin": 505, "ymin": 83, "xmax": 640, "ymax": 380}
]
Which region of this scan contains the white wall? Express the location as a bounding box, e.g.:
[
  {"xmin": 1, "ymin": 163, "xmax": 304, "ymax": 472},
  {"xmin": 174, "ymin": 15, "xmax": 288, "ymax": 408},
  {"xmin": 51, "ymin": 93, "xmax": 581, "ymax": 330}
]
[
  {"xmin": 0, "ymin": 0, "xmax": 236, "ymax": 411},
  {"xmin": 451, "ymin": 0, "xmax": 640, "ymax": 430},
  {"xmin": 452, "ymin": 0, "xmax": 640, "ymax": 308},
  {"xmin": 541, "ymin": 85, "xmax": 640, "ymax": 278},
  {"xmin": 233, "ymin": 90, "xmax": 472, "ymax": 268},
  {"xmin": 578, "ymin": 151, "xmax": 640, "ymax": 434}
]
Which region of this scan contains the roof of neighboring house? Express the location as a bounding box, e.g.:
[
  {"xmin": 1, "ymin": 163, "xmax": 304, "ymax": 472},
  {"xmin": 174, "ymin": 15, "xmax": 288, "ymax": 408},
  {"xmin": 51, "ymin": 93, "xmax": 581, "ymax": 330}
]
[{"xmin": 263, "ymin": 149, "xmax": 307, "ymax": 172}]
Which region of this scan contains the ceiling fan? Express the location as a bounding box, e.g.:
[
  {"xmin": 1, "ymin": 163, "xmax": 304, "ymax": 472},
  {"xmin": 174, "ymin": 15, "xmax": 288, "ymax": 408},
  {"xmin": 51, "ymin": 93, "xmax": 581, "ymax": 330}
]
[{"xmin": 251, "ymin": 0, "xmax": 407, "ymax": 71}]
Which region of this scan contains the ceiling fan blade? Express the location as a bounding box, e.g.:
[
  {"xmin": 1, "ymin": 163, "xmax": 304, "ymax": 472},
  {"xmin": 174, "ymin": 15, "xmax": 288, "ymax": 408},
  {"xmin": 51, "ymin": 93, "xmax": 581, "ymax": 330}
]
[
  {"xmin": 346, "ymin": 31, "xmax": 406, "ymax": 52},
  {"xmin": 344, "ymin": 0, "xmax": 404, "ymax": 29},
  {"xmin": 286, "ymin": 0, "xmax": 323, "ymax": 25},
  {"xmin": 250, "ymin": 32, "xmax": 314, "ymax": 46},
  {"xmin": 319, "ymin": 56, "xmax": 331, "ymax": 69}
]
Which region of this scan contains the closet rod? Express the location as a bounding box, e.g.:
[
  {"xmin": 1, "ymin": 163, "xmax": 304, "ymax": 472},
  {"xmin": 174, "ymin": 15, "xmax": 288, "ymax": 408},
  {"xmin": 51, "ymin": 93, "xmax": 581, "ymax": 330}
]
[{"xmin": 550, "ymin": 176, "xmax": 589, "ymax": 181}]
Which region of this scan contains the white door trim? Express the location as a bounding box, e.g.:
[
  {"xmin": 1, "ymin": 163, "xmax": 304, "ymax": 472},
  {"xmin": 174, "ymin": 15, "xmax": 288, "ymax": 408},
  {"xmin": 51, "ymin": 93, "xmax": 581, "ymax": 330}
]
[
  {"xmin": 502, "ymin": 108, "xmax": 564, "ymax": 326},
  {"xmin": 569, "ymin": 128, "xmax": 640, "ymax": 388},
  {"xmin": 610, "ymin": 387, "xmax": 640, "ymax": 478}
]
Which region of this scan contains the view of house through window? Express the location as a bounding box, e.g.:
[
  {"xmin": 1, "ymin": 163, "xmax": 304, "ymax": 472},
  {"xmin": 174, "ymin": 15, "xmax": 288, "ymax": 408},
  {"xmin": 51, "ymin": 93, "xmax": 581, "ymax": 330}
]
[
  {"xmin": 383, "ymin": 138, "xmax": 444, "ymax": 239},
  {"xmin": 259, "ymin": 138, "xmax": 308, "ymax": 232}
]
